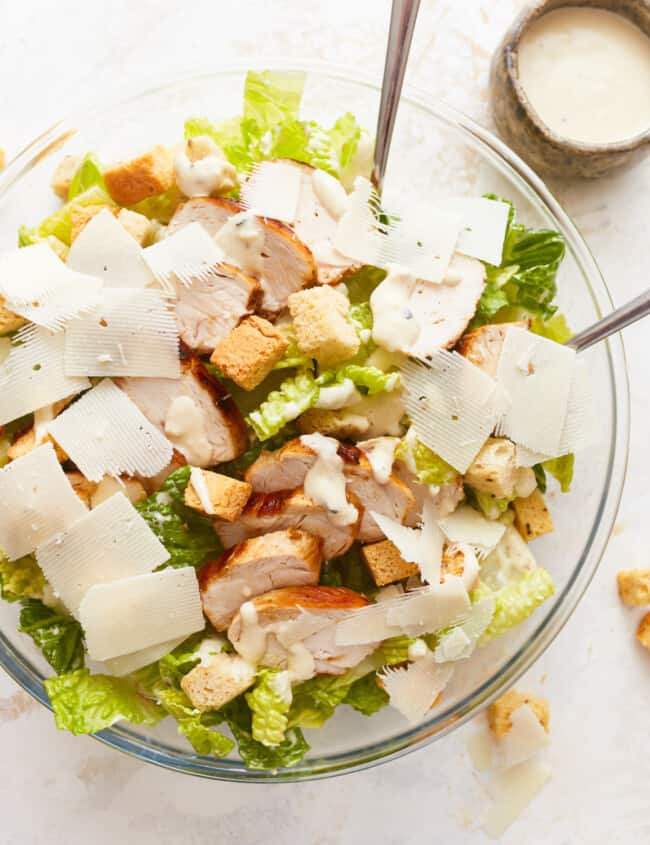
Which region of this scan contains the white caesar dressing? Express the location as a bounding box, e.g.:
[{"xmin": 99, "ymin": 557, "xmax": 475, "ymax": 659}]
[
  {"xmin": 315, "ymin": 379, "xmax": 362, "ymax": 410},
  {"xmin": 195, "ymin": 635, "xmax": 227, "ymax": 665},
  {"xmin": 518, "ymin": 7, "xmax": 650, "ymax": 144},
  {"xmin": 370, "ymin": 264, "xmax": 419, "ymax": 353},
  {"xmin": 189, "ymin": 467, "xmax": 214, "ymax": 515},
  {"xmin": 236, "ymin": 601, "xmax": 268, "ymax": 664},
  {"xmin": 174, "ymin": 137, "xmax": 237, "ymax": 197},
  {"xmin": 311, "ymin": 169, "xmax": 348, "ymax": 220},
  {"xmin": 214, "ymin": 212, "xmax": 265, "ymax": 276},
  {"xmin": 267, "ymin": 668, "xmax": 293, "ymax": 703},
  {"xmin": 300, "ymin": 433, "xmax": 358, "ymax": 526},
  {"xmin": 164, "ymin": 396, "xmax": 213, "ymax": 467},
  {"xmin": 287, "ymin": 641, "xmax": 316, "ymax": 682},
  {"xmin": 358, "ymin": 436, "xmax": 400, "ymax": 484},
  {"xmin": 407, "ymin": 638, "xmax": 428, "ymax": 661}
]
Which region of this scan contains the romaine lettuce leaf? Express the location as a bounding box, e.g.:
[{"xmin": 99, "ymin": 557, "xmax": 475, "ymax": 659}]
[
  {"xmin": 135, "ymin": 466, "xmax": 222, "ymax": 568},
  {"xmin": 157, "ymin": 632, "xmax": 205, "ymax": 685},
  {"xmin": 342, "ymin": 672, "xmax": 389, "ymax": 715},
  {"xmin": 345, "ymin": 266, "xmax": 387, "ymax": 304},
  {"xmin": 329, "ymin": 113, "xmax": 363, "ymax": 173},
  {"xmin": 319, "ymin": 544, "xmax": 377, "ymax": 598},
  {"xmin": 319, "ymin": 364, "xmax": 399, "ymax": 396},
  {"xmin": 247, "ymin": 371, "xmax": 319, "ymax": 440},
  {"xmin": 0, "ymin": 553, "xmax": 45, "ymax": 603},
  {"xmin": 379, "ymin": 635, "xmax": 415, "ymax": 666},
  {"xmin": 272, "ymin": 326, "xmax": 311, "ymax": 371},
  {"xmin": 243, "ymin": 70, "xmax": 304, "ymax": 130},
  {"xmin": 67, "ymin": 153, "xmax": 105, "ymax": 200},
  {"xmin": 396, "ymin": 432, "xmax": 458, "ymax": 486},
  {"xmin": 466, "ymin": 487, "xmax": 511, "ymax": 521},
  {"xmin": 129, "ymin": 186, "xmax": 182, "ymax": 223},
  {"xmin": 46, "ymin": 669, "xmax": 165, "ymax": 735},
  {"xmin": 19, "ymin": 185, "xmax": 113, "ymax": 247},
  {"xmin": 246, "ymin": 668, "xmax": 292, "ymax": 747},
  {"xmin": 19, "ymin": 599, "xmax": 84, "ymax": 674},
  {"xmin": 155, "ymin": 686, "xmax": 234, "ymax": 757},
  {"xmin": 222, "ymin": 696, "xmax": 309, "ymax": 769},
  {"xmin": 288, "ymin": 674, "xmax": 352, "ymax": 729},
  {"xmin": 542, "ymin": 454, "xmax": 574, "ymax": 493},
  {"xmin": 480, "ymin": 567, "xmax": 555, "ymax": 643}
]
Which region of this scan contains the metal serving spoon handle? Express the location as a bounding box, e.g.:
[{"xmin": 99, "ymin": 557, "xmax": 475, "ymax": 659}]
[
  {"xmin": 372, "ymin": 0, "xmax": 421, "ymax": 193},
  {"xmin": 566, "ymin": 287, "xmax": 650, "ymax": 352}
]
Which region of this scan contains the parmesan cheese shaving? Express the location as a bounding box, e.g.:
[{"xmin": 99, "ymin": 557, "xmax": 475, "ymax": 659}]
[
  {"xmin": 482, "ymin": 759, "xmax": 551, "ymax": 838},
  {"xmin": 103, "ymin": 635, "xmax": 187, "ymax": 677},
  {"xmin": 401, "ymin": 354, "xmax": 505, "ymax": 473},
  {"xmin": 438, "ymin": 506, "xmax": 506, "ymax": 557},
  {"xmin": 0, "ymin": 326, "xmax": 90, "ymax": 425},
  {"xmin": 379, "ymin": 654, "xmax": 453, "ymax": 723},
  {"xmin": 143, "ymin": 222, "xmax": 225, "ymax": 292},
  {"xmin": 47, "ymin": 379, "xmax": 173, "ymax": 482},
  {"xmin": 369, "ymin": 502, "xmax": 443, "ymax": 586},
  {"xmin": 494, "ymin": 704, "xmax": 549, "ymax": 769},
  {"xmin": 433, "ymin": 595, "xmax": 495, "ymax": 662},
  {"xmin": 189, "ymin": 467, "xmax": 214, "ymax": 515},
  {"xmin": 446, "ymin": 197, "xmax": 510, "ymax": 266},
  {"xmin": 0, "ymin": 443, "xmax": 87, "ymax": 560},
  {"xmin": 64, "ymin": 289, "xmax": 180, "ymax": 378},
  {"xmin": 36, "ymin": 492, "xmax": 169, "ymax": 616},
  {"xmin": 79, "ymin": 566, "xmax": 205, "ymax": 661},
  {"xmin": 67, "ymin": 209, "xmax": 156, "ymax": 289},
  {"xmin": 240, "ymin": 160, "xmax": 302, "ymax": 223}
]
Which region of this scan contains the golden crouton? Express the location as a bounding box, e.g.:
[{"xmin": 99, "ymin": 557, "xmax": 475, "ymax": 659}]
[
  {"xmin": 457, "ymin": 320, "xmax": 530, "ymax": 377},
  {"xmin": 185, "ymin": 135, "xmax": 221, "ymax": 162},
  {"xmin": 51, "ymin": 154, "xmax": 82, "ymax": 199},
  {"xmin": 8, "ymin": 430, "xmax": 67, "ymax": 463},
  {"xmin": 180, "ymin": 653, "xmax": 256, "ymax": 712},
  {"xmin": 0, "ymin": 297, "xmax": 27, "ymax": 335},
  {"xmin": 465, "ymin": 437, "xmax": 536, "ymax": 500},
  {"xmin": 288, "ymin": 286, "xmax": 359, "ymax": 368},
  {"xmin": 488, "ymin": 689, "xmax": 550, "ymax": 738},
  {"xmin": 116, "ymin": 208, "xmax": 152, "ymax": 246},
  {"xmin": 0, "ymin": 148, "xmax": 5, "ymax": 171},
  {"xmin": 513, "ymin": 489, "xmax": 553, "ymax": 541},
  {"xmin": 210, "ymin": 316, "xmax": 288, "ymax": 391},
  {"xmin": 104, "ymin": 145, "xmax": 174, "ymax": 206},
  {"xmin": 617, "ymin": 569, "xmax": 650, "ymax": 607},
  {"xmin": 66, "ymin": 472, "xmax": 98, "ymax": 508},
  {"xmin": 440, "ymin": 545, "xmax": 465, "ymax": 580},
  {"xmin": 362, "ymin": 539, "xmax": 419, "ymax": 586},
  {"xmin": 90, "ymin": 476, "xmax": 147, "ymax": 508},
  {"xmin": 636, "ymin": 612, "xmax": 650, "ymax": 649},
  {"xmin": 69, "ymin": 204, "xmax": 116, "ymax": 242},
  {"xmin": 185, "ymin": 469, "xmax": 252, "ymax": 522},
  {"xmin": 297, "ymin": 407, "xmax": 369, "ymax": 440}
]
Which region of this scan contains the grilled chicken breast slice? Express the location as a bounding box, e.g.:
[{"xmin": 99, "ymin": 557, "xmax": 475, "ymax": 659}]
[
  {"xmin": 456, "ymin": 320, "xmax": 530, "ymax": 377},
  {"xmin": 198, "ymin": 528, "xmax": 322, "ymax": 630}
]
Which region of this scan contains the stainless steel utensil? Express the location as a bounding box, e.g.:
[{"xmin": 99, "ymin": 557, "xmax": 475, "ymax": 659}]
[{"xmin": 567, "ymin": 288, "xmax": 650, "ymax": 351}]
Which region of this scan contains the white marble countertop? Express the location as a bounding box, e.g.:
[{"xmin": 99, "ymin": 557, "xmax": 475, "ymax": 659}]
[{"xmin": 2, "ymin": 1, "xmax": 649, "ymax": 842}]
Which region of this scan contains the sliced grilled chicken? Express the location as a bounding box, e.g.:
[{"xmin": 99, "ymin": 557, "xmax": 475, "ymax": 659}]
[
  {"xmin": 392, "ymin": 460, "xmax": 464, "ymax": 526},
  {"xmin": 228, "ymin": 585, "xmax": 377, "ymax": 676},
  {"xmin": 167, "ymin": 196, "xmax": 316, "ymax": 314},
  {"xmin": 456, "ymin": 320, "xmax": 530, "ymax": 377},
  {"xmin": 215, "ymin": 487, "xmax": 360, "ymax": 559},
  {"xmin": 175, "ymin": 262, "xmax": 261, "ymax": 353},
  {"xmin": 116, "ymin": 352, "xmax": 248, "ymax": 468},
  {"xmin": 273, "ymin": 159, "xmax": 358, "ymax": 285},
  {"xmin": 408, "ymin": 254, "xmax": 486, "ymax": 360},
  {"xmin": 198, "ymin": 528, "xmax": 322, "ymax": 630},
  {"xmin": 245, "ymin": 437, "xmax": 414, "ymax": 542}
]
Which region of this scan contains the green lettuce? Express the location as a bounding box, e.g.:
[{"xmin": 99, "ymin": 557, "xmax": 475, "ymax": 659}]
[
  {"xmin": 156, "ymin": 632, "xmax": 205, "ymax": 686},
  {"xmin": 542, "ymin": 454, "xmax": 574, "ymax": 493},
  {"xmin": 129, "ymin": 186, "xmax": 182, "ymax": 223},
  {"xmin": 221, "ymin": 696, "xmax": 309, "ymax": 770},
  {"xmin": 46, "ymin": 669, "xmax": 164, "ymax": 735},
  {"xmin": 480, "ymin": 567, "xmax": 555, "ymax": 643},
  {"xmin": 155, "ymin": 686, "xmax": 234, "ymax": 757},
  {"xmin": 67, "ymin": 153, "xmax": 105, "ymax": 200},
  {"xmin": 247, "ymin": 371, "xmax": 319, "ymax": 440},
  {"xmin": 19, "ymin": 185, "xmax": 113, "ymax": 247},
  {"xmin": 467, "ymin": 487, "xmax": 511, "ymax": 521},
  {"xmin": 19, "ymin": 599, "xmax": 84, "ymax": 674},
  {"xmin": 319, "ymin": 544, "xmax": 377, "ymax": 598},
  {"xmin": 345, "ymin": 266, "xmax": 387, "ymax": 304},
  {"xmin": 288, "ymin": 664, "xmax": 386, "ymax": 728},
  {"xmin": 329, "ymin": 113, "xmax": 363, "ymax": 174},
  {"xmin": 246, "ymin": 669, "xmax": 292, "ymax": 747},
  {"xmin": 342, "ymin": 672, "xmax": 388, "ymax": 715},
  {"xmin": 243, "ymin": 70, "xmax": 304, "ymax": 130},
  {"xmin": 272, "ymin": 327, "xmax": 311, "ymax": 371},
  {"xmin": 136, "ymin": 466, "xmax": 222, "ymax": 569},
  {"xmin": 319, "ymin": 364, "xmax": 400, "ymax": 396},
  {"xmin": 379, "ymin": 635, "xmax": 415, "ymax": 666},
  {"xmin": 0, "ymin": 554, "xmax": 45, "ymax": 603},
  {"xmin": 396, "ymin": 433, "xmax": 458, "ymax": 486}
]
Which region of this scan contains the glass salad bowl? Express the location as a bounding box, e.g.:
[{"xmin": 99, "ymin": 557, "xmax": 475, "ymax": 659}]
[{"xmin": 0, "ymin": 62, "xmax": 629, "ymax": 782}]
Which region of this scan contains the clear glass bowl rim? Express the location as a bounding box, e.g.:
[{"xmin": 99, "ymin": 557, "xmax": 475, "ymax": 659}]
[{"xmin": 0, "ymin": 59, "xmax": 630, "ymax": 783}]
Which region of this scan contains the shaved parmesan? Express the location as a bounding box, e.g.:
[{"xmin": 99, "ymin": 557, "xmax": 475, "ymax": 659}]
[
  {"xmin": 36, "ymin": 492, "xmax": 169, "ymax": 616},
  {"xmin": 434, "ymin": 595, "xmax": 495, "ymax": 662},
  {"xmin": 370, "ymin": 501, "xmax": 443, "ymax": 585},
  {"xmin": 401, "ymin": 354, "xmax": 504, "ymax": 473},
  {"xmin": 419, "ymin": 500, "xmax": 444, "ymax": 585},
  {"xmin": 64, "ymin": 289, "xmax": 180, "ymax": 378},
  {"xmin": 47, "ymin": 379, "xmax": 172, "ymax": 482},
  {"xmin": 559, "ymin": 358, "xmax": 599, "ymax": 455},
  {"xmin": 0, "ymin": 243, "xmax": 103, "ymax": 330},
  {"xmin": 0, "ymin": 326, "xmax": 90, "ymax": 425},
  {"xmin": 386, "ymin": 577, "xmax": 470, "ymax": 636},
  {"xmin": 80, "ymin": 566, "xmax": 205, "ymax": 661},
  {"xmin": 0, "ymin": 443, "xmax": 87, "ymax": 560},
  {"xmin": 438, "ymin": 506, "xmax": 505, "ymax": 557},
  {"xmin": 274, "ymin": 611, "xmax": 333, "ymax": 647},
  {"xmin": 67, "ymin": 209, "xmax": 155, "ymax": 289},
  {"xmin": 240, "ymin": 161, "xmax": 302, "ymax": 223},
  {"xmin": 335, "ymin": 602, "xmax": 398, "ymax": 645},
  {"xmin": 103, "ymin": 635, "xmax": 187, "ymax": 677},
  {"xmin": 495, "ymin": 704, "xmax": 549, "ymax": 769},
  {"xmin": 143, "ymin": 222, "xmax": 224, "ymax": 291},
  {"xmin": 515, "ymin": 444, "xmax": 547, "ymax": 467},
  {"xmin": 483, "ymin": 758, "xmax": 551, "ymax": 838},
  {"xmin": 189, "ymin": 467, "xmax": 214, "ymax": 515},
  {"xmin": 446, "ymin": 197, "xmax": 510, "ymax": 266},
  {"xmin": 370, "ymin": 511, "xmax": 422, "ymax": 565},
  {"xmin": 379, "ymin": 654, "xmax": 453, "ymax": 723},
  {"xmin": 495, "ymin": 327, "xmax": 575, "ymax": 456}
]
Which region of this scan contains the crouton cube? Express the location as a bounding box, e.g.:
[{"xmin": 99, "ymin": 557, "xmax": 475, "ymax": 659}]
[
  {"xmin": 457, "ymin": 320, "xmax": 530, "ymax": 377},
  {"xmin": 288, "ymin": 286, "xmax": 359, "ymax": 367},
  {"xmin": 8, "ymin": 429, "xmax": 67, "ymax": 463},
  {"xmin": 210, "ymin": 316, "xmax": 288, "ymax": 391},
  {"xmin": 70, "ymin": 204, "xmax": 115, "ymax": 242},
  {"xmin": 465, "ymin": 437, "xmax": 536, "ymax": 500},
  {"xmin": 637, "ymin": 612, "xmax": 650, "ymax": 649},
  {"xmin": 513, "ymin": 489, "xmax": 554, "ymax": 541},
  {"xmin": 362, "ymin": 539, "xmax": 419, "ymax": 586},
  {"xmin": 488, "ymin": 689, "xmax": 550, "ymax": 738},
  {"xmin": 0, "ymin": 148, "xmax": 5, "ymax": 170},
  {"xmin": 51, "ymin": 154, "xmax": 82, "ymax": 199},
  {"xmin": 184, "ymin": 469, "xmax": 252, "ymax": 522},
  {"xmin": 440, "ymin": 545, "xmax": 465, "ymax": 581},
  {"xmin": 617, "ymin": 569, "xmax": 650, "ymax": 607},
  {"xmin": 117, "ymin": 208, "xmax": 152, "ymax": 246},
  {"xmin": 0, "ymin": 297, "xmax": 27, "ymax": 335},
  {"xmin": 66, "ymin": 472, "xmax": 98, "ymax": 508},
  {"xmin": 181, "ymin": 653, "xmax": 256, "ymax": 712},
  {"xmin": 104, "ymin": 145, "xmax": 174, "ymax": 206},
  {"xmin": 297, "ymin": 407, "xmax": 369, "ymax": 440}
]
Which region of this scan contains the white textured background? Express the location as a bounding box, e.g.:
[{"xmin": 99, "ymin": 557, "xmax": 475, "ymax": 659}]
[{"xmin": 1, "ymin": 1, "xmax": 649, "ymax": 842}]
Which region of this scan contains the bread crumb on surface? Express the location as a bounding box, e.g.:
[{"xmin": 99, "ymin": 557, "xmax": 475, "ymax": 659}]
[
  {"xmin": 617, "ymin": 569, "xmax": 650, "ymax": 607},
  {"xmin": 636, "ymin": 612, "xmax": 650, "ymax": 649},
  {"xmin": 488, "ymin": 689, "xmax": 550, "ymax": 738}
]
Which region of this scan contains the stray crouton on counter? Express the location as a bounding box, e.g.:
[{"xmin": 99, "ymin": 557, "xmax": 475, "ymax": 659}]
[
  {"xmin": 488, "ymin": 689, "xmax": 550, "ymax": 738},
  {"xmin": 362, "ymin": 539, "xmax": 419, "ymax": 586},
  {"xmin": 210, "ymin": 316, "xmax": 288, "ymax": 391},
  {"xmin": 184, "ymin": 468, "xmax": 252, "ymax": 522},
  {"xmin": 637, "ymin": 613, "xmax": 650, "ymax": 649},
  {"xmin": 51, "ymin": 154, "xmax": 82, "ymax": 199},
  {"xmin": 617, "ymin": 569, "xmax": 650, "ymax": 607},
  {"xmin": 513, "ymin": 489, "xmax": 554, "ymax": 542},
  {"xmin": 104, "ymin": 145, "xmax": 174, "ymax": 206},
  {"xmin": 288, "ymin": 286, "xmax": 360, "ymax": 368},
  {"xmin": 181, "ymin": 653, "xmax": 256, "ymax": 712}
]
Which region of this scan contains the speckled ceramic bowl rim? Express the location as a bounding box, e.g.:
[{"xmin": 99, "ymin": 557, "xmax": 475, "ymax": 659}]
[
  {"xmin": 0, "ymin": 59, "xmax": 630, "ymax": 782},
  {"xmin": 502, "ymin": 0, "xmax": 650, "ymax": 155}
]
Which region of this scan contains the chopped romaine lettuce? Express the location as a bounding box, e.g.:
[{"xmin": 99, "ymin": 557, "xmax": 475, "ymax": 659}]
[
  {"xmin": 319, "ymin": 364, "xmax": 399, "ymax": 396},
  {"xmin": 480, "ymin": 567, "xmax": 555, "ymax": 643},
  {"xmin": 67, "ymin": 153, "xmax": 105, "ymax": 200},
  {"xmin": 19, "ymin": 185, "xmax": 113, "ymax": 247},
  {"xmin": 542, "ymin": 454, "xmax": 574, "ymax": 493},
  {"xmin": 247, "ymin": 371, "xmax": 319, "ymax": 440},
  {"xmin": 343, "ymin": 672, "xmax": 389, "ymax": 715},
  {"xmin": 329, "ymin": 113, "xmax": 363, "ymax": 174},
  {"xmin": 135, "ymin": 466, "xmax": 223, "ymax": 569},
  {"xmin": 272, "ymin": 326, "xmax": 311, "ymax": 371},
  {"xmin": 288, "ymin": 662, "xmax": 386, "ymax": 728},
  {"xmin": 319, "ymin": 544, "xmax": 377, "ymax": 598},
  {"xmin": 467, "ymin": 487, "xmax": 511, "ymax": 521},
  {"xmin": 379, "ymin": 635, "xmax": 416, "ymax": 666},
  {"xmin": 45, "ymin": 669, "xmax": 164, "ymax": 735},
  {"xmin": 19, "ymin": 599, "xmax": 84, "ymax": 674},
  {"xmin": 243, "ymin": 70, "xmax": 304, "ymax": 130},
  {"xmin": 129, "ymin": 186, "xmax": 182, "ymax": 223},
  {"xmin": 345, "ymin": 266, "xmax": 387, "ymax": 304},
  {"xmin": 157, "ymin": 632, "xmax": 205, "ymax": 685},
  {"xmin": 0, "ymin": 553, "xmax": 45, "ymax": 603},
  {"xmin": 222, "ymin": 696, "xmax": 309, "ymax": 769},
  {"xmin": 396, "ymin": 431, "xmax": 458, "ymax": 486},
  {"xmin": 246, "ymin": 668, "xmax": 292, "ymax": 747},
  {"xmin": 154, "ymin": 686, "xmax": 234, "ymax": 757}
]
